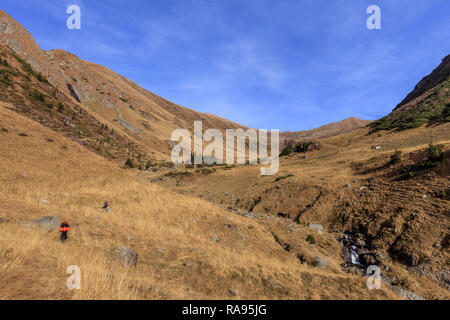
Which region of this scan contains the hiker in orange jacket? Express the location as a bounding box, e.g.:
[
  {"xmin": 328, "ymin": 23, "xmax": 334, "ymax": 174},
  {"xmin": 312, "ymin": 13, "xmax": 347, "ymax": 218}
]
[{"xmin": 60, "ymin": 221, "xmax": 70, "ymax": 242}]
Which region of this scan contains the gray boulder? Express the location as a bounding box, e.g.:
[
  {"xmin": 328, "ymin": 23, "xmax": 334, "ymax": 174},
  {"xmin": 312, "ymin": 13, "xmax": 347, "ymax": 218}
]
[
  {"xmin": 313, "ymin": 257, "xmax": 328, "ymax": 269},
  {"xmin": 308, "ymin": 223, "xmax": 323, "ymax": 235},
  {"xmin": 32, "ymin": 215, "xmax": 59, "ymax": 232},
  {"xmin": 117, "ymin": 247, "xmax": 138, "ymax": 267}
]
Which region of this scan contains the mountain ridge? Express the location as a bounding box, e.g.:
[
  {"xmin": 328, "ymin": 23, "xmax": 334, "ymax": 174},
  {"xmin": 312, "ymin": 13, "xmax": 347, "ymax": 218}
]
[{"xmin": 281, "ymin": 117, "xmax": 371, "ymax": 143}]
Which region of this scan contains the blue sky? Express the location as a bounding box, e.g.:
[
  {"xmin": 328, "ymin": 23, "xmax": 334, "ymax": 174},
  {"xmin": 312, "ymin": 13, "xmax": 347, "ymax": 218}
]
[{"xmin": 2, "ymin": 0, "xmax": 449, "ymax": 131}]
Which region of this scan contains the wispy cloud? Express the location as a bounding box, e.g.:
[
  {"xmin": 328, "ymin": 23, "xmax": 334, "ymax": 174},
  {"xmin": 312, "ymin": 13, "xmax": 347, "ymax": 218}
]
[{"xmin": 2, "ymin": 0, "xmax": 449, "ymax": 131}]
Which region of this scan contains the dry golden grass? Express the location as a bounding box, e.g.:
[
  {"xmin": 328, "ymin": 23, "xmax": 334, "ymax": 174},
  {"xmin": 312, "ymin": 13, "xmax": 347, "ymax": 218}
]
[
  {"xmin": 0, "ymin": 104, "xmax": 402, "ymax": 300},
  {"xmin": 149, "ymin": 122, "xmax": 450, "ymax": 300}
]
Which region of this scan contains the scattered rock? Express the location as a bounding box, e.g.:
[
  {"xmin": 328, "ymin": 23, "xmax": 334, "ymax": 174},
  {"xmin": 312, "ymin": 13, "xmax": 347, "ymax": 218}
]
[
  {"xmin": 263, "ymin": 277, "xmax": 283, "ymax": 290},
  {"xmin": 117, "ymin": 247, "xmax": 138, "ymax": 267},
  {"xmin": 38, "ymin": 198, "xmax": 50, "ymax": 205},
  {"xmin": 308, "ymin": 223, "xmax": 323, "ymax": 235},
  {"xmin": 343, "ymin": 266, "xmax": 364, "ymax": 275},
  {"xmin": 313, "ymin": 257, "xmax": 328, "ymax": 269},
  {"xmin": 32, "ymin": 215, "xmax": 59, "ymax": 232},
  {"xmin": 229, "ymin": 289, "xmax": 238, "ymax": 296},
  {"xmin": 0, "ymin": 217, "xmax": 6, "ymax": 224},
  {"xmin": 360, "ymin": 253, "xmax": 377, "ymax": 266},
  {"xmin": 225, "ymin": 223, "xmax": 237, "ymax": 231},
  {"xmin": 407, "ymin": 263, "xmax": 450, "ymax": 290},
  {"xmin": 391, "ymin": 286, "xmax": 425, "ymax": 300},
  {"xmin": 355, "ymin": 235, "xmax": 366, "ymax": 247},
  {"xmin": 211, "ymin": 235, "xmax": 220, "ymax": 243},
  {"xmin": 344, "ymin": 184, "xmax": 351, "ymax": 188},
  {"xmin": 21, "ymin": 173, "xmax": 27, "ymax": 177}
]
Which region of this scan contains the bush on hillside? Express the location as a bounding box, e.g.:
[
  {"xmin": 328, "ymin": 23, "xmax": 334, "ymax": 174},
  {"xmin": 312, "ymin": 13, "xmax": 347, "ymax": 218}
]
[
  {"xmin": 125, "ymin": 158, "xmax": 134, "ymax": 168},
  {"xmin": 390, "ymin": 150, "xmax": 403, "ymax": 164},
  {"xmin": 306, "ymin": 235, "xmax": 316, "ymax": 245},
  {"xmin": 280, "ymin": 141, "xmax": 319, "ymax": 157}
]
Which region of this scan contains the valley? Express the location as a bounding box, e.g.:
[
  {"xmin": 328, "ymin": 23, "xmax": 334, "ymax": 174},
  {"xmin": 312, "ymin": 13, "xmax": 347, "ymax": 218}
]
[{"xmin": 0, "ymin": 9, "xmax": 448, "ymax": 300}]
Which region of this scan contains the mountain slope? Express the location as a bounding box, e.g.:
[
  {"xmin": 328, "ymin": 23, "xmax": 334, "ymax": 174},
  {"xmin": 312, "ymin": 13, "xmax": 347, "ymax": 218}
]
[
  {"xmin": 0, "ymin": 42, "xmax": 155, "ymax": 168},
  {"xmin": 0, "ymin": 9, "xmax": 246, "ymax": 162},
  {"xmin": 281, "ymin": 117, "xmax": 371, "ymax": 143},
  {"xmin": 370, "ymin": 55, "xmax": 450, "ymax": 132}
]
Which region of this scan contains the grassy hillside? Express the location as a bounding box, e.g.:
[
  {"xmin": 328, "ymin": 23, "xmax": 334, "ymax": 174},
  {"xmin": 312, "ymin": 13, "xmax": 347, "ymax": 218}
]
[
  {"xmin": 370, "ymin": 78, "xmax": 450, "ymax": 132},
  {"xmin": 0, "ymin": 104, "xmax": 401, "ymax": 299},
  {"xmin": 0, "ymin": 43, "xmax": 155, "ymax": 168},
  {"xmin": 370, "ymin": 56, "xmax": 450, "ymax": 133},
  {"xmin": 150, "ymin": 123, "xmax": 450, "ymax": 299}
]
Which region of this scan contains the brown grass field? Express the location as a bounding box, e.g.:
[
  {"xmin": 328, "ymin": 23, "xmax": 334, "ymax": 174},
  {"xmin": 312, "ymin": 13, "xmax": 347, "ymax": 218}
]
[{"xmin": 1, "ymin": 102, "xmax": 449, "ymax": 299}]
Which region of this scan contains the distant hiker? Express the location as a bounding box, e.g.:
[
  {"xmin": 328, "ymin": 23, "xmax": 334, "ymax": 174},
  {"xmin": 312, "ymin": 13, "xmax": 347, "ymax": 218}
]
[
  {"xmin": 103, "ymin": 201, "xmax": 109, "ymax": 209},
  {"xmin": 60, "ymin": 221, "xmax": 71, "ymax": 242}
]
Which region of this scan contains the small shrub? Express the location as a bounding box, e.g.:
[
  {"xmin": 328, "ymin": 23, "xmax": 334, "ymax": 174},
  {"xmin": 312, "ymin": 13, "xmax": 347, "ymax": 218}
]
[
  {"xmin": 295, "ymin": 141, "xmax": 314, "ymax": 153},
  {"xmin": 57, "ymin": 103, "xmax": 65, "ymax": 113},
  {"xmin": 11, "ymin": 51, "xmax": 34, "ymax": 74},
  {"xmin": 31, "ymin": 89, "xmax": 45, "ymax": 102},
  {"xmin": 0, "ymin": 74, "xmax": 11, "ymax": 85},
  {"xmin": 274, "ymin": 174, "xmax": 293, "ymax": 182},
  {"xmin": 280, "ymin": 141, "xmax": 319, "ymax": 156},
  {"xmin": 406, "ymin": 171, "xmax": 416, "ymax": 179},
  {"xmin": 390, "ymin": 150, "xmax": 402, "ymax": 164},
  {"xmin": 125, "ymin": 158, "xmax": 134, "ymax": 168},
  {"xmin": 434, "ymin": 189, "xmax": 447, "ymax": 199},
  {"xmin": 426, "ymin": 143, "xmax": 444, "ymax": 163},
  {"xmin": 166, "ymin": 171, "xmax": 191, "ymax": 177},
  {"xmin": 306, "ymin": 235, "xmax": 316, "ymax": 245},
  {"xmin": 36, "ymin": 72, "xmax": 49, "ymax": 84},
  {"xmin": 280, "ymin": 143, "xmax": 295, "ymax": 156},
  {"xmin": 401, "ymin": 144, "xmax": 445, "ymax": 178}
]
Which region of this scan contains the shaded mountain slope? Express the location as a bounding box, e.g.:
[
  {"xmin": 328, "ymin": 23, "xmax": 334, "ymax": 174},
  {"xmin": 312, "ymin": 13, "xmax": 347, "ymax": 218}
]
[
  {"xmin": 0, "ymin": 9, "xmax": 246, "ymax": 162},
  {"xmin": 370, "ymin": 55, "xmax": 450, "ymax": 132}
]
